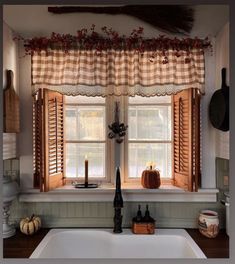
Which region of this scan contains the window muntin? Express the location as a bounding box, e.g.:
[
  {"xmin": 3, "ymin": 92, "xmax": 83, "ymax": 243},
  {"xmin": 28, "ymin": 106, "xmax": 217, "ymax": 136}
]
[
  {"xmin": 65, "ymin": 96, "xmax": 106, "ymax": 179},
  {"xmin": 127, "ymin": 96, "xmax": 172, "ymax": 179}
]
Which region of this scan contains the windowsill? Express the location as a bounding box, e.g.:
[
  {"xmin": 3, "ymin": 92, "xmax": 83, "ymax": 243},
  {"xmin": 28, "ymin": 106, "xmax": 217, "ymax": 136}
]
[{"xmin": 19, "ymin": 184, "xmax": 219, "ymax": 202}]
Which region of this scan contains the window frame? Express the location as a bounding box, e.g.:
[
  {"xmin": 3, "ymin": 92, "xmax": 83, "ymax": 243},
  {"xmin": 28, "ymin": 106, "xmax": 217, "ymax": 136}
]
[
  {"xmin": 64, "ymin": 96, "xmax": 114, "ymax": 185},
  {"xmin": 122, "ymin": 96, "xmax": 173, "ymax": 185}
]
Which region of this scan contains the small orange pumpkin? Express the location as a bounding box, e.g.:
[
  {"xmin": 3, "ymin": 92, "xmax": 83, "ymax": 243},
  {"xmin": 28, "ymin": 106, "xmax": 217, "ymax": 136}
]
[{"xmin": 141, "ymin": 166, "xmax": 161, "ymax": 189}]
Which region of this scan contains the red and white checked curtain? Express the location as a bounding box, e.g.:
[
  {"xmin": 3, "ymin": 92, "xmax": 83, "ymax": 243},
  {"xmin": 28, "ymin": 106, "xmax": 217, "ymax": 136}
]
[{"xmin": 31, "ymin": 49, "xmax": 205, "ymax": 96}]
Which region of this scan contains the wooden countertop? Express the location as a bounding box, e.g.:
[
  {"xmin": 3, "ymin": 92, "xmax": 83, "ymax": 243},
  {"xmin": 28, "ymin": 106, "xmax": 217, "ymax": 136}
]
[
  {"xmin": 186, "ymin": 229, "xmax": 229, "ymax": 258},
  {"xmin": 3, "ymin": 229, "xmax": 50, "ymax": 258},
  {"xmin": 3, "ymin": 228, "xmax": 229, "ymax": 259}
]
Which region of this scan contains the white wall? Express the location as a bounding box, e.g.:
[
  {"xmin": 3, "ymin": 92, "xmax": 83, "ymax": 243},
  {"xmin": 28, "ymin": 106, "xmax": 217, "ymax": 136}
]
[
  {"xmin": 215, "ymin": 23, "xmax": 229, "ymax": 159},
  {"xmin": 201, "ymin": 38, "xmax": 217, "ymax": 188},
  {"xmin": 18, "ymin": 45, "xmax": 33, "ymax": 190},
  {"xmin": 3, "ymin": 21, "xmax": 19, "ymax": 93},
  {"xmin": 3, "ymin": 22, "xmax": 19, "ymax": 160},
  {"xmin": 16, "ymin": 17, "xmax": 228, "ymax": 190}
]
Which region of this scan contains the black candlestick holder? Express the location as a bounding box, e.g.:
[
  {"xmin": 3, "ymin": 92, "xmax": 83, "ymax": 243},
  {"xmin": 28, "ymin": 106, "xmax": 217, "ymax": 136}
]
[
  {"xmin": 74, "ymin": 183, "xmax": 98, "ymax": 188},
  {"xmin": 73, "ymin": 181, "xmax": 98, "ymax": 189}
]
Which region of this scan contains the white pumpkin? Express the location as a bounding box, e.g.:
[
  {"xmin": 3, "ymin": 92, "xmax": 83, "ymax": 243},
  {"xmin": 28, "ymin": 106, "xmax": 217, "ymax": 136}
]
[{"xmin": 20, "ymin": 214, "xmax": 41, "ymax": 235}]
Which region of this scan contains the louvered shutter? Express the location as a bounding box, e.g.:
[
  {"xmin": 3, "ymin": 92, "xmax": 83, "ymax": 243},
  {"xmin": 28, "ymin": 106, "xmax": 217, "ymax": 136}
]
[
  {"xmin": 33, "ymin": 88, "xmax": 65, "ymax": 191},
  {"xmin": 33, "ymin": 89, "xmax": 43, "ymax": 189},
  {"xmin": 172, "ymin": 88, "xmax": 201, "ymax": 192}
]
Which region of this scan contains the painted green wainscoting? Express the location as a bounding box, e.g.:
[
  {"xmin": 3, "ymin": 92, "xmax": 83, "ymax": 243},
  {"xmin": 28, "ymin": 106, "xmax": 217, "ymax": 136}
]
[
  {"xmin": 3, "ymin": 158, "xmax": 20, "ymax": 183},
  {"xmin": 9, "ymin": 200, "xmax": 225, "ymax": 229},
  {"xmin": 216, "ymin": 157, "xmax": 229, "ymax": 201},
  {"xmin": 6, "ymin": 157, "xmax": 228, "ymax": 229}
]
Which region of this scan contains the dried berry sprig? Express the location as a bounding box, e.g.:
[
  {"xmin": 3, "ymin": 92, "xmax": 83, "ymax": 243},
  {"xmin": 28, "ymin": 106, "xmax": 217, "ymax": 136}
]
[
  {"xmin": 108, "ymin": 102, "xmax": 128, "ymax": 144},
  {"xmin": 14, "ymin": 25, "xmax": 212, "ymax": 57}
]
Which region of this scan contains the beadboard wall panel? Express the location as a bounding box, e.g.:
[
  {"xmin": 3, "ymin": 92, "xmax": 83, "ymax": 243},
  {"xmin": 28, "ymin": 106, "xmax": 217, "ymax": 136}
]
[
  {"xmin": 215, "ymin": 23, "xmax": 229, "ymax": 159},
  {"xmin": 6, "ymin": 150, "xmax": 227, "ymax": 230},
  {"xmin": 3, "ymin": 133, "xmax": 17, "ymax": 160},
  {"xmin": 10, "ymin": 200, "xmax": 225, "ymax": 229}
]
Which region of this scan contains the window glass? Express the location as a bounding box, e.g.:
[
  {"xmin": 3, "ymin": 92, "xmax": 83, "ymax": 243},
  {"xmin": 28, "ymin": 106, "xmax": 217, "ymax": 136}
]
[
  {"xmin": 128, "ymin": 143, "xmax": 171, "ymax": 178},
  {"xmin": 129, "ymin": 105, "xmax": 171, "ymax": 140},
  {"xmin": 65, "ymin": 95, "xmax": 105, "ymax": 104},
  {"xmin": 65, "ymin": 107, "xmax": 76, "ymax": 140},
  {"xmin": 66, "ymin": 143, "xmax": 105, "ymax": 178},
  {"xmin": 129, "ymin": 95, "xmax": 171, "ymax": 104},
  {"xmin": 65, "ymin": 106, "xmax": 105, "ymax": 141}
]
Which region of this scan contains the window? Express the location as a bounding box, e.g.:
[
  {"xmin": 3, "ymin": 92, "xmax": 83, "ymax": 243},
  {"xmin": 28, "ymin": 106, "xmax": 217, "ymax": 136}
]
[
  {"xmin": 65, "ymin": 96, "xmax": 107, "ymax": 180},
  {"xmin": 125, "ymin": 96, "xmax": 172, "ymax": 182},
  {"xmin": 33, "ymin": 88, "xmax": 200, "ymax": 192}
]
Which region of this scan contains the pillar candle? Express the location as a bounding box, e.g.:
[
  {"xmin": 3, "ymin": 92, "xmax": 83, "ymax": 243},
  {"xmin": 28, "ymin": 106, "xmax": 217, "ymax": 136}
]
[{"xmin": 85, "ymin": 155, "xmax": 88, "ymax": 187}]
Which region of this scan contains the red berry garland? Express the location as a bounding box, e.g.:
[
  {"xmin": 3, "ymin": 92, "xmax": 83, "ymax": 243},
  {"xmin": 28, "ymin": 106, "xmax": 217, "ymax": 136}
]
[{"xmin": 14, "ymin": 25, "xmax": 212, "ymax": 63}]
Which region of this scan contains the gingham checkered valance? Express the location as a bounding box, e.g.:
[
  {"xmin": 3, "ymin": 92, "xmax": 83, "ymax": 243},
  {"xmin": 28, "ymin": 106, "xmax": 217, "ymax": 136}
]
[{"xmin": 32, "ymin": 49, "xmax": 205, "ymax": 96}]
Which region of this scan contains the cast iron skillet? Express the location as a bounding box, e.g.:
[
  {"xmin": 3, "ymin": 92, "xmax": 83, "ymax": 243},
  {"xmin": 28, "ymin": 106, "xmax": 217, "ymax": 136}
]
[{"xmin": 209, "ymin": 68, "xmax": 229, "ymax": 131}]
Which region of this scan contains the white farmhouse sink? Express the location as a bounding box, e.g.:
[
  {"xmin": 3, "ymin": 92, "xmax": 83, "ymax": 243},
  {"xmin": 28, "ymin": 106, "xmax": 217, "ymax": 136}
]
[{"xmin": 30, "ymin": 229, "xmax": 206, "ymax": 259}]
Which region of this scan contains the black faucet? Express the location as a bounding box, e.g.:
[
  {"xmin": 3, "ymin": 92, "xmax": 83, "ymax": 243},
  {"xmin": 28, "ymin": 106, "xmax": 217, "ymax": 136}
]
[{"xmin": 113, "ymin": 167, "xmax": 123, "ymax": 233}]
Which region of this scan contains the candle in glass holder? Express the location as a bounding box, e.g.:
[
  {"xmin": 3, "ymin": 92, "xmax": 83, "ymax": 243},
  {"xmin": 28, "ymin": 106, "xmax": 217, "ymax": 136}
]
[{"xmin": 85, "ymin": 155, "xmax": 88, "ymax": 187}]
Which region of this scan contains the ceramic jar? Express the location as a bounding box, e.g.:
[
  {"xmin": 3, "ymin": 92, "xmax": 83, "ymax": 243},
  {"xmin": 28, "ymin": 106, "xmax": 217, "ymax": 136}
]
[{"xmin": 198, "ymin": 210, "xmax": 219, "ymax": 238}]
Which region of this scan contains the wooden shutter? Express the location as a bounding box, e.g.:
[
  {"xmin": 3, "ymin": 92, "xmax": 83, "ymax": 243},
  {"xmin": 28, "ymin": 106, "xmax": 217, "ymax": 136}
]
[
  {"xmin": 33, "ymin": 89, "xmax": 65, "ymax": 191},
  {"xmin": 172, "ymin": 88, "xmax": 201, "ymax": 192},
  {"xmin": 33, "ymin": 89, "xmax": 43, "ymax": 188}
]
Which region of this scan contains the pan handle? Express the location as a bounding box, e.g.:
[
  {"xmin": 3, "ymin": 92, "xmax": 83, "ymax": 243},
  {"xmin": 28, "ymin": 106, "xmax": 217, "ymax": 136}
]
[{"xmin": 221, "ymin": 68, "xmax": 227, "ymax": 89}]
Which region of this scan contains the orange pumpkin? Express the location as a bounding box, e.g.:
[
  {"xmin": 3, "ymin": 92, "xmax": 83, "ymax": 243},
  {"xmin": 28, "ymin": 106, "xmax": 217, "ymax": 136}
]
[{"xmin": 141, "ymin": 167, "xmax": 161, "ymax": 189}]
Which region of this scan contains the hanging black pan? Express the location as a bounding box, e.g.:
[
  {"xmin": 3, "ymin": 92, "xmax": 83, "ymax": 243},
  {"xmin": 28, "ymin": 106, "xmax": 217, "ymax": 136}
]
[{"xmin": 209, "ymin": 68, "xmax": 229, "ymax": 131}]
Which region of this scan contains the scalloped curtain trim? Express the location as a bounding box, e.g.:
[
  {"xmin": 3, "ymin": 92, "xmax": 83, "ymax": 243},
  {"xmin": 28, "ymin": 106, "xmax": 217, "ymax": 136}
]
[{"xmin": 32, "ymin": 83, "xmax": 205, "ymax": 97}]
